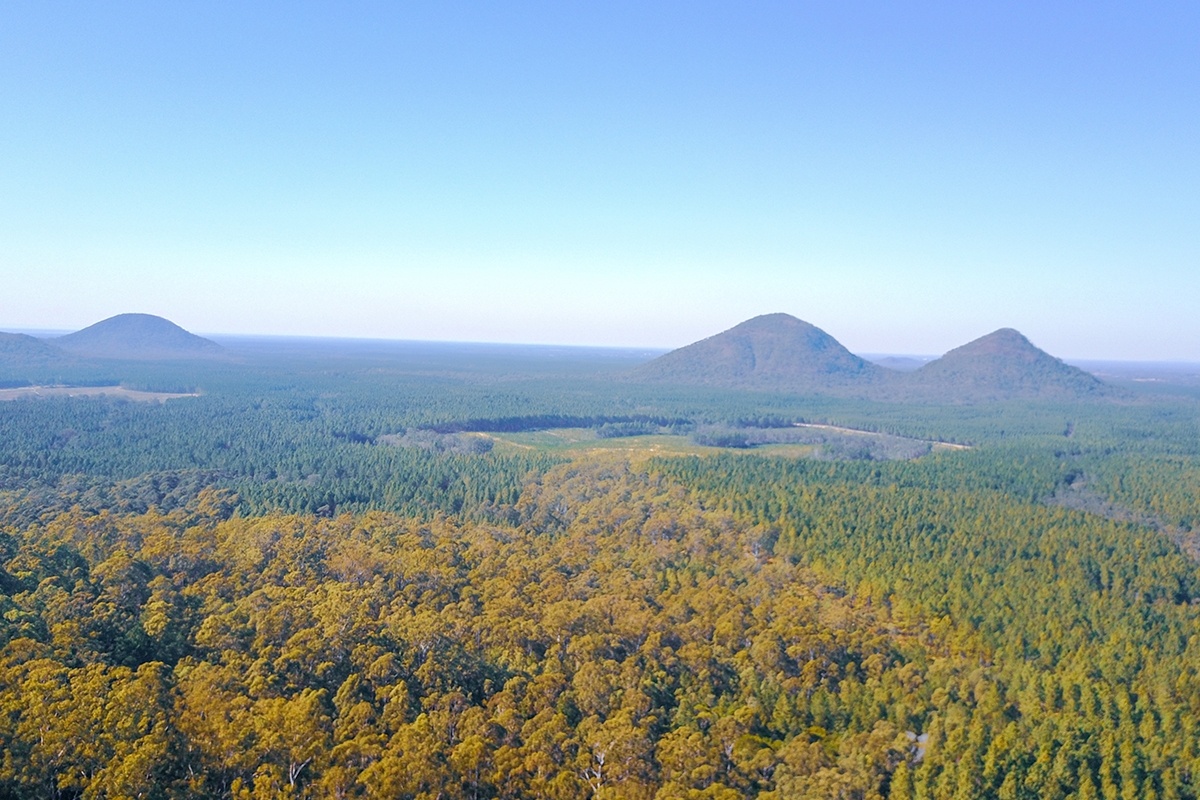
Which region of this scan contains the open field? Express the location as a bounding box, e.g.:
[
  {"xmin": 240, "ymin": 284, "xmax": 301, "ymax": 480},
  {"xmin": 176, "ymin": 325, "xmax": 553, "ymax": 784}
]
[
  {"xmin": 484, "ymin": 424, "xmax": 961, "ymax": 459},
  {"xmin": 484, "ymin": 428, "xmax": 731, "ymax": 457},
  {"xmin": 485, "ymin": 427, "xmax": 885, "ymax": 459},
  {"xmin": 0, "ymin": 385, "xmax": 198, "ymax": 402}
]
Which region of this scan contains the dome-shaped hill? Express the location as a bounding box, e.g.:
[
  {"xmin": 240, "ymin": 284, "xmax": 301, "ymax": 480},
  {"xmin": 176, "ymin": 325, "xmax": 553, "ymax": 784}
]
[
  {"xmin": 632, "ymin": 313, "xmax": 885, "ymax": 393},
  {"xmin": 912, "ymin": 328, "xmax": 1107, "ymax": 400},
  {"xmin": 56, "ymin": 314, "xmax": 223, "ymax": 360}
]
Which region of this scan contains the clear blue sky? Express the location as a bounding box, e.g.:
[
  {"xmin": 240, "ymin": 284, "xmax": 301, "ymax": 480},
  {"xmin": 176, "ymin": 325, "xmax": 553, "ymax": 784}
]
[{"xmin": 2, "ymin": 1, "xmax": 1197, "ymax": 359}]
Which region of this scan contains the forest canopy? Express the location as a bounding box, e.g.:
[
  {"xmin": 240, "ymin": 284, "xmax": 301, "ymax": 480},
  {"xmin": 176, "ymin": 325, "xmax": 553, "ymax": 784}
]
[{"xmin": 2, "ymin": 339, "xmax": 1200, "ymax": 799}]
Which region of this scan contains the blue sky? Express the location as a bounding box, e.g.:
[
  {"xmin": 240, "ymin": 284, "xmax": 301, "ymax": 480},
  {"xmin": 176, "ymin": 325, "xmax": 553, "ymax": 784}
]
[{"xmin": 1, "ymin": 1, "xmax": 1197, "ymax": 359}]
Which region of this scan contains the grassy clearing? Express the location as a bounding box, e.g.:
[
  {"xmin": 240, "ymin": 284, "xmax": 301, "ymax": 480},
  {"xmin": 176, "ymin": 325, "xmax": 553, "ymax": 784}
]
[
  {"xmin": 484, "ymin": 425, "xmax": 963, "ymax": 461},
  {"xmin": 483, "ymin": 428, "xmax": 824, "ymax": 459},
  {"xmin": 484, "ymin": 428, "xmax": 726, "ymax": 457}
]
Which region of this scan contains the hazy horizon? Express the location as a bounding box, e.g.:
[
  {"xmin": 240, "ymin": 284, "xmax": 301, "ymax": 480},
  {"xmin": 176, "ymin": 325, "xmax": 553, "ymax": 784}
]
[
  {"xmin": 3, "ymin": 3, "xmax": 1196, "ymax": 360},
  {"xmin": 7, "ymin": 315, "xmax": 1200, "ymax": 367}
]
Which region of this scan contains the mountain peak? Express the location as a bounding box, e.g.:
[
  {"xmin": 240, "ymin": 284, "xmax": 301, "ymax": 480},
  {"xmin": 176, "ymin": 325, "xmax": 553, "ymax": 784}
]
[
  {"xmin": 737, "ymin": 312, "xmax": 816, "ymax": 327},
  {"xmin": 950, "ymin": 328, "xmax": 1041, "ymax": 357},
  {"xmin": 632, "ymin": 313, "xmax": 882, "ymax": 392},
  {"xmin": 56, "ymin": 313, "xmax": 223, "ymax": 360},
  {"xmin": 915, "ymin": 328, "xmax": 1105, "ymax": 400}
]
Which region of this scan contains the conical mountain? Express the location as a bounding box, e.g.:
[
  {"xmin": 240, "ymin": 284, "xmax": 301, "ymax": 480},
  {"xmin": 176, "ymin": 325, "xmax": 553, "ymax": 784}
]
[
  {"xmin": 633, "ymin": 313, "xmax": 884, "ymax": 392},
  {"xmin": 56, "ymin": 314, "xmax": 223, "ymax": 360},
  {"xmin": 912, "ymin": 328, "xmax": 1106, "ymax": 400}
]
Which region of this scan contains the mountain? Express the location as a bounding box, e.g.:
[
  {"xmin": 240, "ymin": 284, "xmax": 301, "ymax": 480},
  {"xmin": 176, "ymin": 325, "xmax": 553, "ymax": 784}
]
[
  {"xmin": 632, "ymin": 313, "xmax": 885, "ymax": 392},
  {"xmin": 0, "ymin": 332, "xmax": 69, "ymax": 369},
  {"xmin": 55, "ymin": 314, "xmax": 224, "ymax": 360},
  {"xmin": 0, "ymin": 332, "xmax": 63, "ymax": 359},
  {"xmin": 911, "ymin": 328, "xmax": 1107, "ymax": 400},
  {"xmin": 631, "ymin": 316, "xmax": 1110, "ymax": 402}
]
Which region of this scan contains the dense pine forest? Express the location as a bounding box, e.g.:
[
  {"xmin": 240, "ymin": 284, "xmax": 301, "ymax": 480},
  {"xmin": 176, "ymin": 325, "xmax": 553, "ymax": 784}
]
[{"xmin": 2, "ymin": 337, "xmax": 1200, "ymax": 798}]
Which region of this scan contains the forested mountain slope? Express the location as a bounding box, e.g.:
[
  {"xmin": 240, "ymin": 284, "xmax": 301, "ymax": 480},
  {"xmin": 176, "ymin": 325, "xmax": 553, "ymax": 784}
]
[
  {"xmin": 632, "ymin": 313, "xmax": 886, "ymax": 393},
  {"xmin": 911, "ymin": 328, "xmax": 1109, "ymax": 401},
  {"xmin": 0, "ymin": 332, "xmax": 68, "ymax": 371}
]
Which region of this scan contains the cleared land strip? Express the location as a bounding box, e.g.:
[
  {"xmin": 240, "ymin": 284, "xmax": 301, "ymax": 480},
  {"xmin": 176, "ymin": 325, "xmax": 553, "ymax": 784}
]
[
  {"xmin": 0, "ymin": 385, "xmax": 198, "ymax": 402},
  {"xmin": 792, "ymin": 422, "xmax": 972, "ymax": 450}
]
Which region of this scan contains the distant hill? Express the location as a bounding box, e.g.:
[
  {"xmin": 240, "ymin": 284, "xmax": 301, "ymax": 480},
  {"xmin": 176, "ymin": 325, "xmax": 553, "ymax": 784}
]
[
  {"xmin": 55, "ymin": 314, "xmax": 224, "ymax": 360},
  {"xmin": 631, "ymin": 316, "xmax": 1111, "ymax": 402},
  {"xmin": 0, "ymin": 332, "xmax": 72, "ymax": 379},
  {"xmin": 910, "ymin": 328, "xmax": 1108, "ymax": 401},
  {"xmin": 0, "ymin": 332, "xmax": 64, "ymax": 361},
  {"xmin": 632, "ymin": 313, "xmax": 885, "ymax": 392}
]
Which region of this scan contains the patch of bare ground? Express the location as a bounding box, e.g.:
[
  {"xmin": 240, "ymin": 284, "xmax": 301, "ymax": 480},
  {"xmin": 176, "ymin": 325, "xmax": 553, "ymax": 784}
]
[
  {"xmin": 792, "ymin": 422, "xmax": 972, "ymax": 450},
  {"xmin": 0, "ymin": 385, "xmax": 198, "ymax": 402}
]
